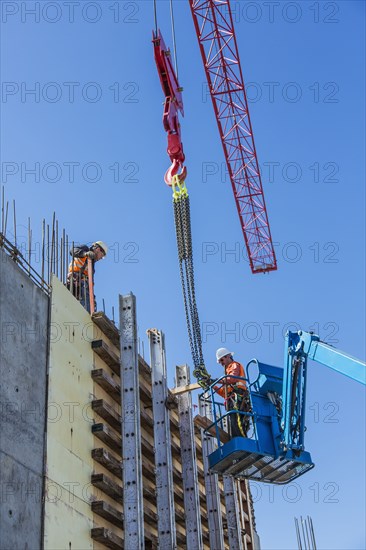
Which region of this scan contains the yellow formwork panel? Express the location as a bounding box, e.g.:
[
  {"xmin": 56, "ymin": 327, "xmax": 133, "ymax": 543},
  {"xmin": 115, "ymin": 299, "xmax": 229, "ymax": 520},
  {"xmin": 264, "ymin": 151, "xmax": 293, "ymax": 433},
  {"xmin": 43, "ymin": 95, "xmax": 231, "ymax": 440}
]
[{"xmin": 44, "ymin": 276, "xmax": 94, "ymax": 550}]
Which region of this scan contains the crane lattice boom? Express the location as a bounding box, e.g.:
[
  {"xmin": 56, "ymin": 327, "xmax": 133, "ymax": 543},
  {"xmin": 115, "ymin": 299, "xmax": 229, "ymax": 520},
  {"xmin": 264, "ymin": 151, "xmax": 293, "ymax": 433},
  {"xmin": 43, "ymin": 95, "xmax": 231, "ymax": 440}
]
[{"xmin": 190, "ymin": 0, "xmax": 277, "ymax": 273}]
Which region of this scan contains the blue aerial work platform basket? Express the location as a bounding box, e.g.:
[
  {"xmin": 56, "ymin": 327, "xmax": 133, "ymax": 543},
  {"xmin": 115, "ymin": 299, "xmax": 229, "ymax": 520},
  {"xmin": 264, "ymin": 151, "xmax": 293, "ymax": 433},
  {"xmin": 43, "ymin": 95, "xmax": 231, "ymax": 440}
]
[
  {"xmin": 206, "ymin": 331, "xmax": 365, "ymax": 483},
  {"xmin": 206, "ymin": 359, "xmax": 314, "ymax": 484}
]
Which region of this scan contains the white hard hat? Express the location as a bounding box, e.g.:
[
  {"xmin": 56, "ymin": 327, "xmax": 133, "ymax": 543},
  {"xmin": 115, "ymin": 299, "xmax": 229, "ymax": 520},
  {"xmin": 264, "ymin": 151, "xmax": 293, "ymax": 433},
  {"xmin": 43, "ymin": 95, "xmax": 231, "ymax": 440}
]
[
  {"xmin": 216, "ymin": 347, "xmax": 234, "ymax": 363},
  {"xmin": 93, "ymin": 241, "xmax": 108, "ymax": 256}
]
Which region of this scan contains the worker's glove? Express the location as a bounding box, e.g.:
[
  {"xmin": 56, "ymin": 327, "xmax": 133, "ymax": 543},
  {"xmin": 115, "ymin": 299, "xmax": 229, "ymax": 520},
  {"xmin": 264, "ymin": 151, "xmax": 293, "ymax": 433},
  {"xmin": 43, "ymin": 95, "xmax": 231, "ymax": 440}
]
[{"xmin": 85, "ymin": 251, "xmax": 96, "ymax": 259}]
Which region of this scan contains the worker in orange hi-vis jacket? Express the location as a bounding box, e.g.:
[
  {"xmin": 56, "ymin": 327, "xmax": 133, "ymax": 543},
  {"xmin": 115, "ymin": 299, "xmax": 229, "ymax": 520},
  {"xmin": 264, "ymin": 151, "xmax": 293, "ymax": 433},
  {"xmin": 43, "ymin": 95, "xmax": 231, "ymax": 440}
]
[
  {"xmin": 67, "ymin": 241, "xmax": 108, "ymax": 313},
  {"xmin": 214, "ymin": 348, "xmax": 251, "ymax": 438}
]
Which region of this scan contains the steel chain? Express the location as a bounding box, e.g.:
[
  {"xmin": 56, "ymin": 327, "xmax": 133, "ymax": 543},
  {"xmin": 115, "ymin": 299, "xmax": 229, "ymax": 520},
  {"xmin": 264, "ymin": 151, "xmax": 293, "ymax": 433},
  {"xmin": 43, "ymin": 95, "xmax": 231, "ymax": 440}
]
[{"xmin": 173, "ymin": 193, "xmax": 210, "ymax": 386}]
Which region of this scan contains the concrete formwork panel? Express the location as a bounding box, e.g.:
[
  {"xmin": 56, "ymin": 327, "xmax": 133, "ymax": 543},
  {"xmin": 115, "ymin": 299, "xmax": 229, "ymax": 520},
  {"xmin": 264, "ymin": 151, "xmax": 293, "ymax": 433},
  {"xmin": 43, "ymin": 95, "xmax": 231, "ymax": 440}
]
[
  {"xmin": 0, "ymin": 248, "xmax": 49, "ymax": 550},
  {"xmin": 43, "ymin": 275, "xmax": 94, "ymax": 550}
]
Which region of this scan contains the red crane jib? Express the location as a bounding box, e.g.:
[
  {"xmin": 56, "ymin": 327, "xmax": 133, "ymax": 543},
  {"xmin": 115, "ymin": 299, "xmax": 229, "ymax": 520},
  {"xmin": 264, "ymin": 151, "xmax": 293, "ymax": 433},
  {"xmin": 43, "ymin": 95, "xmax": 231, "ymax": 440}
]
[
  {"xmin": 189, "ymin": 0, "xmax": 277, "ymax": 274},
  {"xmin": 153, "ymin": 30, "xmax": 185, "ymax": 165}
]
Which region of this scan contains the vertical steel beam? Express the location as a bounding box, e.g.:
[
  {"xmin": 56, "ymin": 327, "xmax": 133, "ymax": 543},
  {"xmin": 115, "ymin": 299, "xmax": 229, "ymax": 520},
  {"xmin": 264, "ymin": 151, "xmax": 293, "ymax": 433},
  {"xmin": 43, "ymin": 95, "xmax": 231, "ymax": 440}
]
[
  {"xmin": 236, "ymin": 479, "xmax": 248, "ymax": 550},
  {"xmin": 176, "ymin": 365, "xmax": 203, "ymax": 550},
  {"xmin": 199, "ymin": 394, "xmax": 224, "ymax": 550},
  {"xmin": 119, "ymin": 293, "xmax": 144, "ymax": 549},
  {"xmin": 223, "ymin": 475, "xmax": 244, "ymax": 550},
  {"xmin": 148, "ymin": 329, "xmax": 177, "ymax": 550},
  {"xmin": 241, "ymin": 479, "xmax": 256, "ymax": 550}
]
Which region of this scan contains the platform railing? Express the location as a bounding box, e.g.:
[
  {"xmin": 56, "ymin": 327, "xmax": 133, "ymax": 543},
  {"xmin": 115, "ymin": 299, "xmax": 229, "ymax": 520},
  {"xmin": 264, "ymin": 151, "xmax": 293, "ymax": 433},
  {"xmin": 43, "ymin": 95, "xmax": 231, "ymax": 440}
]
[{"xmin": 204, "ymin": 374, "xmax": 261, "ymax": 452}]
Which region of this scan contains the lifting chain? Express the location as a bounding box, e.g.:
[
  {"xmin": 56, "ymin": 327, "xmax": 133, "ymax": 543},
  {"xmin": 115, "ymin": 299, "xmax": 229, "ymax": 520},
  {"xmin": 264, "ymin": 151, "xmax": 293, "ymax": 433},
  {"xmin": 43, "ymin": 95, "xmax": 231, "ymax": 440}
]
[{"xmin": 172, "ymin": 176, "xmax": 213, "ymax": 389}]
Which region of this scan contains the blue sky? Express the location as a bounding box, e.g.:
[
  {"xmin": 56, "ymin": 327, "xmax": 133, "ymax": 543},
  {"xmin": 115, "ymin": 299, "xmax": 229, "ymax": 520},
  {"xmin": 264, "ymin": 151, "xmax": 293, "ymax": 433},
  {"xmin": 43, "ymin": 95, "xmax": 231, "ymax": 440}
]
[{"xmin": 1, "ymin": 1, "xmax": 365, "ymax": 548}]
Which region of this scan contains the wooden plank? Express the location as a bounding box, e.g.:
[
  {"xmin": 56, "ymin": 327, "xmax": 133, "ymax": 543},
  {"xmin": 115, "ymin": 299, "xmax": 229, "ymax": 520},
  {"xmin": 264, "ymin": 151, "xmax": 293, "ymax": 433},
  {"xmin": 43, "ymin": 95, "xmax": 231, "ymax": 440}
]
[
  {"xmin": 92, "ymin": 478, "xmax": 157, "ymax": 529},
  {"xmin": 92, "ymin": 423, "xmax": 121, "ymax": 453},
  {"xmin": 92, "ymin": 400, "xmax": 154, "ymax": 438},
  {"xmin": 91, "ymin": 473, "xmax": 122, "ymax": 503},
  {"xmin": 92, "ymin": 399, "xmax": 121, "ymax": 431},
  {"xmin": 139, "ymin": 374, "xmax": 154, "ymax": 405},
  {"xmin": 92, "ymin": 369, "xmax": 120, "ymax": 402},
  {"xmin": 92, "ymin": 311, "xmax": 120, "ymax": 348},
  {"xmin": 140, "ymin": 406, "xmax": 154, "ymax": 428},
  {"xmin": 93, "ymin": 424, "xmax": 163, "ymax": 471},
  {"xmin": 91, "ymin": 527, "xmax": 123, "ymax": 550},
  {"xmin": 170, "ymin": 382, "xmax": 201, "ymax": 395},
  {"xmin": 138, "ymin": 355, "xmax": 152, "ymax": 377},
  {"xmin": 194, "ymin": 414, "xmax": 230, "ymax": 444},
  {"xmin": 92, "ymin": 339, "xmax": 120, "ymax": 375},
  {"xmin": 144, "ymin": 503, "xmax": 158, "ymax": 526},
  {"xmin": 91, "ymin": 500, "xmax": 123, "ymax": 528},
  {"xmin": 92, "ymin": 447, "xmax": 122, "ymax": 477}
]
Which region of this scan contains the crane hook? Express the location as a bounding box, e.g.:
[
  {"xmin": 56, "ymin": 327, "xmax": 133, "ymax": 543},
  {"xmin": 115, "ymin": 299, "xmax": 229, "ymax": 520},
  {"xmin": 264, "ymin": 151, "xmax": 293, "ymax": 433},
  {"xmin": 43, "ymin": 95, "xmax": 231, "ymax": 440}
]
[{"xmin": 164, "ymin": 159, "xmax": 187, "ymax": 186}]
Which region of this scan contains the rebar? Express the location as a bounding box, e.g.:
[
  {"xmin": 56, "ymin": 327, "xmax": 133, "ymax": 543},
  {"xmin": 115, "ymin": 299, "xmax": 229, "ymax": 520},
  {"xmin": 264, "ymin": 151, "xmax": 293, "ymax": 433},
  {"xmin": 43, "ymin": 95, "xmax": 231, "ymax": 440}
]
[
  {"xmin": 13, "ymin": 200, "xmax": 17, "ymax": 249},
  {"xmin": 41, "ymin": 219, "xmax": 45, "ymax": 285},
  {"xmin": 294, "ymin": 516, "xmax": 317, "ymax": 550},
  {"xmin": 1, "ymin": 186, "xmax": 4, "ymax": 235},
  {"xmin": 28, "ymin": 217, "xmax": 31, "ymax": 275},
  {"xmin": 56, "ymin": 219, "xmax": 59, "ymax": 277}
]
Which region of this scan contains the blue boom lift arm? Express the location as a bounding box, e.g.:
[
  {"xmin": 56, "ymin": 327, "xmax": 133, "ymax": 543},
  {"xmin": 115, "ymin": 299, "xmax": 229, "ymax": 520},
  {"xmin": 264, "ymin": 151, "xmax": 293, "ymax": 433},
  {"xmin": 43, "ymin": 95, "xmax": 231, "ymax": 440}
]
[{"xmin": 207, "ymin": 331, "xmax": 365, "ymax": 484}]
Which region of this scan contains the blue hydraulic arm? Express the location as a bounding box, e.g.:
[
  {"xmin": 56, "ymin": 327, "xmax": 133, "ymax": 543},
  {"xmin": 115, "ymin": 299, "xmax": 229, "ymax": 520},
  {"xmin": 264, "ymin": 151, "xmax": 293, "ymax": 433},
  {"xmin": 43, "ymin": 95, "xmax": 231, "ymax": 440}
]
[
  {"xmin": 297, "ymin": 330, "xmax": 366, "ymax": 385},
  {"xmin": 282, "ymin": 330, "xmax": 366, "ymax": 453}
]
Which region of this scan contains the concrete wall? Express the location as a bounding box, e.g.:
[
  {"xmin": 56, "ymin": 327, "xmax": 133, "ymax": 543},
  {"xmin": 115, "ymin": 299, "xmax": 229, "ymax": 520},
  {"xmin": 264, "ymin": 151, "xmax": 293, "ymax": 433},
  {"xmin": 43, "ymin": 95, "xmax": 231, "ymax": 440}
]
[
  {"xmin": 43, "ymin": 275, "xmax": 94, "ymax": 550},
  {"xmin": 0, "ymin": 248, "xmax": 49, "ymax": 550}
]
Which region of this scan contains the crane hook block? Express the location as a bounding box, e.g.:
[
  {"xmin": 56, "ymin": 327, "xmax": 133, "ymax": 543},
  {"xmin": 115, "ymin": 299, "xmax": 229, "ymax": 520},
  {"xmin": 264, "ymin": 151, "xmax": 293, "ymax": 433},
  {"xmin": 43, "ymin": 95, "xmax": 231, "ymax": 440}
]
[{"xmin": 153, "ymin": 29, "xmax": 186, "ymax": 183}]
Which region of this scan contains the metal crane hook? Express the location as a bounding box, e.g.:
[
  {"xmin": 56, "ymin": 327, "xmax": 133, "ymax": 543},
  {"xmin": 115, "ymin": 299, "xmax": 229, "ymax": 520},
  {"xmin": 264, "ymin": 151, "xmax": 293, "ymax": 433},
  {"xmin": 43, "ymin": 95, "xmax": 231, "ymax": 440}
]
[{"xmin": 164, "ymin": 159, "xmax": 187, "ymax": 186}]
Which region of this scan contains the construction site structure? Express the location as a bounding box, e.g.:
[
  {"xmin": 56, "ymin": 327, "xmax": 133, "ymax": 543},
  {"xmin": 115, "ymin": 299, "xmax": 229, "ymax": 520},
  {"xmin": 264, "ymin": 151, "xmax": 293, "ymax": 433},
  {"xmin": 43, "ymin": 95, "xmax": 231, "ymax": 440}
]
[{"xmin": 0, "ymin": 231, "xmax": 260, "ymax": 550}]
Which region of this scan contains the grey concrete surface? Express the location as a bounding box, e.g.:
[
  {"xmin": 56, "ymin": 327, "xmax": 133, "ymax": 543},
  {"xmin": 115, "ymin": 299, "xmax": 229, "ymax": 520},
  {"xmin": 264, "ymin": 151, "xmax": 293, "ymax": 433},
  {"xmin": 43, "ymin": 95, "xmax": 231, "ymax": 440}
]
[{"xmin": 0, "ymin": 249, "xmax": 49, "ymax": 550}]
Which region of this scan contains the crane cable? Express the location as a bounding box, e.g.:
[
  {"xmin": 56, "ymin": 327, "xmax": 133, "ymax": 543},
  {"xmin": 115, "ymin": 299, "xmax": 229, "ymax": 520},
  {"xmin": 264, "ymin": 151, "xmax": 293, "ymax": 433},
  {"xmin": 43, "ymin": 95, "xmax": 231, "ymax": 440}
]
[
  {"xmin": 169, "ymin": 0, "xmax": 179, "ymax": 78},
  {"xmin": 153, "ymin": 0, "xmax": 158, "ymax": 36},
  {"xmin": 153, "ymin": 0, "xmax": 179, "ymax": 76}
]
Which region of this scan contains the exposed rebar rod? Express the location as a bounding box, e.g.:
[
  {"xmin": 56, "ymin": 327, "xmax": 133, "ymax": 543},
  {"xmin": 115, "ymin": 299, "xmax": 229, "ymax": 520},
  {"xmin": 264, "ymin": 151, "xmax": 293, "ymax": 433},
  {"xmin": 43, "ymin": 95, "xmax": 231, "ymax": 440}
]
[
  {"xmin": 304, "ymin": 517, "xmax": 312, "ymax": 548},
  {"xmin": 50, "ymin": 212, "xmax": 55, "ymax": 278},
  {"xmin": 295, "ymin": 517, "xmax": 302, "ymax": 550},
  {"xmin": 1, "ymin": 186, "xmax": 4, "ymax": 234},
  {"xmin": 65, "ymin": 233, "xmax": 69, "ymax": 285},
  {"xmin": 13, "ymin": 200, "xmax": 17, "ymax": 249},
  {"xmin": 41, "ymin": 219, "xmax": 45, "ymax": 285},
  {"xmin": 56, "ymin": 219, "xmax": 59, "ymax": 277},
  {"xmin": 309, "ymin": 516, "xmax": 317, "ymax": 549},
  {"xmin": 47, "ymin": 224, "xmax": 50, "ymax": 284},
  {"xmin": 28, "ymin": 217, "xmax": 31, "ymax": 275},
  {"xmin": 4, "ymin": 202, "xmax": 8, "ymax": 238}
]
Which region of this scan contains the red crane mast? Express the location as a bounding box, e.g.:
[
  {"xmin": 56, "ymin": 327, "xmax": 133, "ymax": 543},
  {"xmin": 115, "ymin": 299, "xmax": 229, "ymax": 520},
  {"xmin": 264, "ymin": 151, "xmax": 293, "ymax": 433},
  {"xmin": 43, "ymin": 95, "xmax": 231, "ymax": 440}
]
[{"xmin": 189, "ymin": 0, "xmax": 277, "ymax": 274}]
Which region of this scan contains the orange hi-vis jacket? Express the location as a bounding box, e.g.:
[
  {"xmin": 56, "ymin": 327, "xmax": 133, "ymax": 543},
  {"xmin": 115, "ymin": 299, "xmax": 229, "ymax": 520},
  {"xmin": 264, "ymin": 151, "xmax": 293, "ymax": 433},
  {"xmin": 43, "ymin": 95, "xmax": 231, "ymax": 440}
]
[
  {"xmin": 68, "ymin": 256, "xmax": 89, "ymax": 278},
  {"xmin": 216, "ymin": 361, "xmax": 247, "ymax": 398},
  {"xmin": 68, "ymin": 245, "xmax": 93, "ymax": 280}
]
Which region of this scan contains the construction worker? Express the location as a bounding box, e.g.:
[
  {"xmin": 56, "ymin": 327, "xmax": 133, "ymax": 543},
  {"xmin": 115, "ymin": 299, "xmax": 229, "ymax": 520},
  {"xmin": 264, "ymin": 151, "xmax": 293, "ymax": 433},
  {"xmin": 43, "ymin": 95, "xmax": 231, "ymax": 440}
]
[
  {"xmin": 67, "ymin": 241, "xmax": 108, "ymax": 313},
  {"xmin": 214, "ymin": 348, "xmax": 251, "ymax": 438}
]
